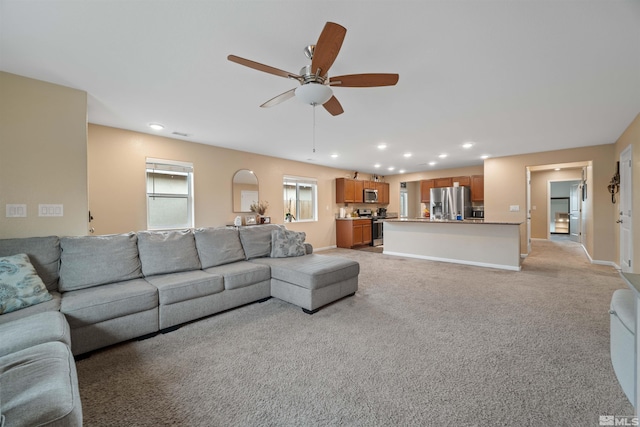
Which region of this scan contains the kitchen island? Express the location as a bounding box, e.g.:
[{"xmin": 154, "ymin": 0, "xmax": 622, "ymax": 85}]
[{"xmin": 383, "ymin": 219, "xmax": 522, "ymax": 271}]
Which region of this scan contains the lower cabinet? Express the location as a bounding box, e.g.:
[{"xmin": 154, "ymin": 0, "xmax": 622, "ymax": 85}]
[{"xmin": 336, "ymin": 219, "xmax": 372, "ymax": 248}]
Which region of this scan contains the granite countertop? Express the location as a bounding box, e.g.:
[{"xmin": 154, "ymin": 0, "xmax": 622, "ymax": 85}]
[{"xmin": 384, "ymin": 218, "xmax": 523, "ymax": 225}]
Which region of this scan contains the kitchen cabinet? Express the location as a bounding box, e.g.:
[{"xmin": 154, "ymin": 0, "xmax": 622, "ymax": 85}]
[
  {"xmin": 336, "ymin": 178, "xmax": 386, "ymax": 204},
  {"xmin": 471, "ymin": 175, "xmax": 484, "ymax": 202},
  {"xmin": 336, "ymin": 219, "xmax": 372, "ymax": 248},
  {"xmin": 376, "ymin": 182, "xmax": 389, "ymax": 204},
  {"xmin": 451, "ymin": 176, "xmax": 471, "ymax": 186},
  {"xmin": 336, "ymin": 178, "xmax": 364, "ymax": 203},
  {"xmin": 433, "ymin": 177, "xmax": 453, "ymax": 188},
  {"xmin": 420, "ymin": 179, "xmax": 434, "ymax": 203}
]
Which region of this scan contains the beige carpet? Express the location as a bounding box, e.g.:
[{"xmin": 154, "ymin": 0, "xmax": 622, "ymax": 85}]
[{"xmin": 76, "ymin": 240, "xmax": 634, "ymax": 426}]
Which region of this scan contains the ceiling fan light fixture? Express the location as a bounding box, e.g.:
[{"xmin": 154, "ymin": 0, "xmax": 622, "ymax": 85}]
[{"xmin": 295, "ymin": 83, "xmax": 333, "ymax": 105}]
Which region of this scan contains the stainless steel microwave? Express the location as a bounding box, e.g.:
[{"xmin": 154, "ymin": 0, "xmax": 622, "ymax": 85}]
[{"xmin": 364, "ymin": 188, "xmax": 378, "ymax": 203}]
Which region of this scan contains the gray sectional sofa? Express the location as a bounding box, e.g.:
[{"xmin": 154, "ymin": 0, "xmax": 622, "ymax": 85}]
[{"xmin": 0, "ymin": 224, "xmax": 359, "ymax": 427}]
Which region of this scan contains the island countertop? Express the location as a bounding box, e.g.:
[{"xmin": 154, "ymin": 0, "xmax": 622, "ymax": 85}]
[{"xmin": 383, "ymin": 218, "xmax": 523, "ymax": 225}]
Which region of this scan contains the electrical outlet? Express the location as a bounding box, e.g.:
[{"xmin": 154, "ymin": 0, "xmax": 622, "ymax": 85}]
[{"xmin": 509, "ymin": 205, "xmax": 520, "ymax": 212}]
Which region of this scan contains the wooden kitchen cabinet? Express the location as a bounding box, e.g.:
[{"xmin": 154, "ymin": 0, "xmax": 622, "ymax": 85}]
[
  {"xmin": 336, "ymin": 219, "xmax": 372, "ymax": 248},
  {"xmin": 336, "ymin": 178, "xmax": 364, "ymax": 203},
  {"xmin": 433, "ymin": 177, "xmax": 453, "ymax": 188},
  {"xmin": 376, "ymin": 182, "xmax": 389, "ymax": 204},
  {"xmin": 451, "ymin": 176, "xmax": 471, "ymax": 186},
  {"xmin": 471, "ymin": 175, "xmax": 484, "ymax": 202},
  {"xmin": 420, "ymin": 179, "xmax": 434, "ymax": 203}
]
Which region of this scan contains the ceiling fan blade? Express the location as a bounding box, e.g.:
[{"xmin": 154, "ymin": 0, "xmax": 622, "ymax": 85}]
[
  {"xmin": 228, "ymin": 55, "xmax": 301, "ymax": 80},
  {"xmin": 329, "ymin": 73, "xmax": 399, "ymax": 87},
  {"xmin": 323, "ymin": 95, "xmax": 344, "ymax": 116},
  {"xmin": 311, "ymin": 22, "xmax": 346, "ymax": 77},
  {"xmin": 260, "ymin": 88, "xmax": 296, "ymax": 108}
]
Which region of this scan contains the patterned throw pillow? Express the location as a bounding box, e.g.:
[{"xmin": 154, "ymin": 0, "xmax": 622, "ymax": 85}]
[
  {"xmin": 270, "ymin": 228, "xmax": 306, "ymax": 258},
  {"xmin": 0, "ymin": 253, "xmax": 52, "ymax": 314}
]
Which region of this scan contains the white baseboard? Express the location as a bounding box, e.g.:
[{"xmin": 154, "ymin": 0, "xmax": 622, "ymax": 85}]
[
  {"xmin": 383, "ymin": 250, "xmax": 522, "ymax": 271},
  {"xmin": 315, "ymin": 245, "xmax": 337, "ymax": 252},
  {"xmin": 582, "ymin": 244, "xmax": 619, "ymax": 268}
]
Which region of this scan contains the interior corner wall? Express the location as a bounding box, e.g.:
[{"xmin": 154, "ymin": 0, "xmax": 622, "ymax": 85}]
[
  {"xmin": 614, "ymin": 112, "xmax": 640, "ymax": 273},
  {"xmin": 0, "ymin": 72, "xmax": 88, "ymax": 238},
  {"xmin": 484, "ymin": 144, "xmax": 616, "ymax": 262},
  {"xmin": 87, "ymin": 124, "xmax": 351, "ymax": 249}
]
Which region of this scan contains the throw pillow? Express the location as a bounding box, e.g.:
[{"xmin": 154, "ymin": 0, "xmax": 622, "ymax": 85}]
[
  {"xmin": 0, "ymin": 253, "xmax": 52, "ymax": 314},
  {"xmin": 270, "ymin": 228, "xmax": 306, "ymax": 258}
]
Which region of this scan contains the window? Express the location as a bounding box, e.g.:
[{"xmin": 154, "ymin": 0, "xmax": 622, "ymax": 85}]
[
  {"xmin": 146, "ymin": 159, "xmax": 194, "ymax": 229},
  {"xmin": 283, "ymin": 176, "xmax": 317, "ymax": 222}
]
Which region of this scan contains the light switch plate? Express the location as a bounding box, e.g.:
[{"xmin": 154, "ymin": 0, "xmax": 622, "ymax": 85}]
[
  {"xmin": 6, "ymin": 204, "xmax": 27, "ymax": 217},
  {"xmin": 509, "ymin": 205, "xmax": 520, "ymax": 212},
  {"xmin": 39, "ymin": 204, "xmax": 63, "ymax": 217}
]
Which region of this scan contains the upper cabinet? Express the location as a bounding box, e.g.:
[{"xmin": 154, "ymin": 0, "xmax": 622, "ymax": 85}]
[
  {"xmin": 336, "ymin": 178, "xmax": 388, "ymax": 204},
  {"xmin": 433, "ymin": 177, "xmax": 453, "ymax": 188},
  {"xmin": 471, "ymin": 175, "xmax": 484, "ymax": 202},
  {"xmin": 420, "ymin": 175, "xmax": 484, "ymax": 203},
  {"xmin": 420, "ymin": 179, "xmax": 434, "ymax": 203}
]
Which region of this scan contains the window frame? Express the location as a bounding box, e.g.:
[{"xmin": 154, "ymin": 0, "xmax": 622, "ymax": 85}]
[
  {"xmin": 283, "ymin": 175, "xmax": 318, "ymax": 223},
  {"xmin": 146, "ymin": 158, "xmax": 194, "ymax": 230}
]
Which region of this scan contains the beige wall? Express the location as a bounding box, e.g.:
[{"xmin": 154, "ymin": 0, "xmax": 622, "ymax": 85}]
[
  {"xmin": 530, "ymin": 169, "xmax": 583, "ymax": 239},
  {"xmin": 614, "ymin": 113, "xmax": 640, "ymax": 272},
  {"xmin": 484, "ymin": 144, "xmax": 616, "ymax": 261},
  {"xmin": 88, "ymin": 124, "xmax": 352, "ymax": 249},
  {"xmin": 0, "ymin": 72, "xmax": 88, "ymax": 238}
]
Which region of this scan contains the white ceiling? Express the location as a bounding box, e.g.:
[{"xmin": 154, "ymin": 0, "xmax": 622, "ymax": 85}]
[{"xmin": 2, "ymin": 1, "xmax": 639, "ymax": 175}]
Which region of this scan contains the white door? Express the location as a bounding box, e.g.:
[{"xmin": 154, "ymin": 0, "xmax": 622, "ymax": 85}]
[
  {"xmin": 620, "ymin": 146, "xmax": 633, "ymax": 272},
  {"xmin": 569, "ymin": 183, "xmax": 581, "ymax": 242},
  {"xmin": 240, "ymin": 190, "xmax": 258, "ymax": 212}
]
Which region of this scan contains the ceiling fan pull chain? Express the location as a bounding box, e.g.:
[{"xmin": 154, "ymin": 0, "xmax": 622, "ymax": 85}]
[{"xmin": 312, "ymin": 104, "xmax": 316, "ymax": 153}]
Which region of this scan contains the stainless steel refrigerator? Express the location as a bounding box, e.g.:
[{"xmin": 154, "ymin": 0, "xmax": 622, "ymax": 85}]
[{"xmin": 430, "ymin": 186, "xmax": 472, "ymax": 220}]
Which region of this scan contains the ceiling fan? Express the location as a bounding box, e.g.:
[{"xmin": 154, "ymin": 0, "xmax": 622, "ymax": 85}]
[{"xmin": 227, "ymin": 22, "xmax": 399, "ymax": 116}]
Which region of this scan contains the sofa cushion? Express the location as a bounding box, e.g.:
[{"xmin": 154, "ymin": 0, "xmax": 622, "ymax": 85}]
[
  {"xmin": 59, "ymin": 233, "xmax": 142, "ymax": 292},
  {"xmin": 194, "ymin": 227, "xmax": 246, "ymax": 268},
  {"xmin": 0, "ymin": 236, "xmax": 60, "ymax": 291},
  {"xmin": 61, "ymin": 278, "xmax": 158, "ymax": 328},
  {"xmin": 144, "ymin": 270, "xmax": 224, "ymax": 305},
  {"xmin": 0, "ymin": 253, "xmax": 53, "ymax": 314},
  {"xmin": 204, "ymin": 261, "xmax": 271, "ymax": 290},
  {"xmin": 251, "ymin": 254, "xmax": 360, "ymax": 290},
  {"xmin": 137, "ymin": 230, "xmax": 201, "ymax": 276},
  {"xmin": 0, "ymin": 341, "xmax": 82, "ymax": 427},
  {"xmin": 0, "ymin": 311, "xmax": 70, "ymax": 358},
  {"xmin": 238, "ymin": 224, "xmax": 282, "ymax": 260},
  {"xmin": 270, "ymin": 228, "xmax": 306, "ymax": 258}
]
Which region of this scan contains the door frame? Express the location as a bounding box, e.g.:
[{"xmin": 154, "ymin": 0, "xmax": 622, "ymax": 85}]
[{"xmin": 619, "ymin": 145, "xmax": 633, "ymax": 272}]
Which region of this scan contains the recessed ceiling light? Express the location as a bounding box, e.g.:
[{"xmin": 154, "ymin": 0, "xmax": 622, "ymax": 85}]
[
  {"xmin": 399, "ymin": 169, "xmax": 406, "ymax": 173},
  {"xmin": 480, "ymin": 155, "xmax": 490, "ymax": 159},
  {"xmin": 148, "ymin": 123, "xmax": 165, "ymax": 131},
  {"xmin": 374, "ymin": 163, "xmax": 381, "ymax": 168},
  {"xmin": 429, "ymin": 161, "xmax": 437, "ymax": 166},
  {"xmin": 438, "ymin": 154, "xmax": 448, "ymax": 159},
  {"xmin": 403, "ymin": 153, "xmax": 412, "ymax": 158},
  {"xmin": 554, "ymin": 168, "xmax": 561, "ymax": 171},
  {"xmin": 377, "ymin": 143, "xmax": 387, "ymax": 150},
  {"xmin": 388, "ymin": 167, "xmax": 395, "ymax": 171},
  {"xmin": 330, "ymin": 153, "xmax": 339, "ymax": 158},
  {"xmin": 462, "ymin": 142, "xmax": 474, "ymax": 149}
]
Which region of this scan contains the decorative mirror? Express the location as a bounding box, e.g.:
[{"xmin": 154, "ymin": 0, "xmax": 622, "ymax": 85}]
[{"xmin": 232, "ymin": 169, "xmax": 259, "ymax": 212}]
